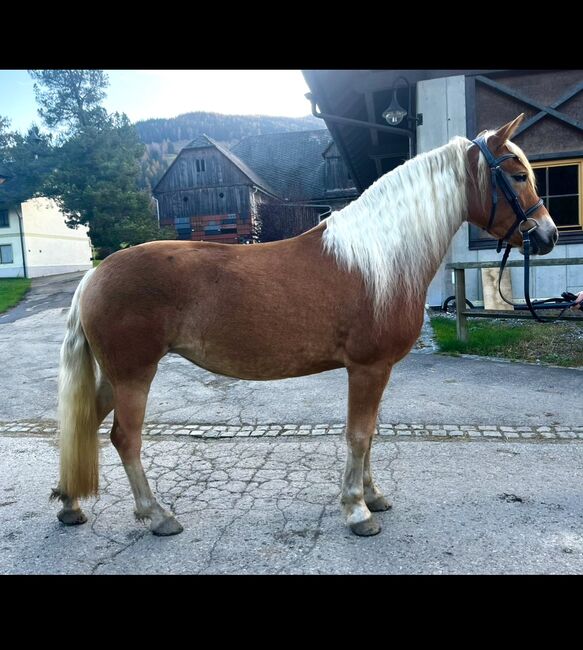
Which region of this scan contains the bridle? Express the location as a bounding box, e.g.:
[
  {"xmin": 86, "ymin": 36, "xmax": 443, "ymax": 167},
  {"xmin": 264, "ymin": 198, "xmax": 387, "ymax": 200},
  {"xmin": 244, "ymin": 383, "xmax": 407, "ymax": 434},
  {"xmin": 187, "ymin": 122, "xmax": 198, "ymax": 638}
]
[
  {"xmin": 472, "ymin": 135, "xmax": 579, "ymax": 322},
  {"xmin": 473, "ymin": 135, "xmax": 543, "ymax": 254}
]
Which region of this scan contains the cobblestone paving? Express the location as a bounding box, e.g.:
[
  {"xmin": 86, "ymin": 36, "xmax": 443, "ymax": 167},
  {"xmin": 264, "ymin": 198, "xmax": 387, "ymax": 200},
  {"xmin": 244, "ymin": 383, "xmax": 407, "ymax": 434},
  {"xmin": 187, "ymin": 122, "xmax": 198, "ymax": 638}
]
[{"xmin": 2, "ymin": 420, "xmax": 583, "ymax": 441}]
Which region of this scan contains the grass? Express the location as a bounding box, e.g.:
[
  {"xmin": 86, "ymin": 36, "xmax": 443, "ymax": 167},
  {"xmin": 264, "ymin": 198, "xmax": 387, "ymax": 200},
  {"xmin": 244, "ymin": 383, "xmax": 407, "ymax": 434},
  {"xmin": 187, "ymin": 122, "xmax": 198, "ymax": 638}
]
[
  {"xmin": 430, "ymin": 315, "xmax": 583, "ymax": 368},
  {"xmin": 0, "ymin": 278, "xmax": 32, "ymax": 314}
]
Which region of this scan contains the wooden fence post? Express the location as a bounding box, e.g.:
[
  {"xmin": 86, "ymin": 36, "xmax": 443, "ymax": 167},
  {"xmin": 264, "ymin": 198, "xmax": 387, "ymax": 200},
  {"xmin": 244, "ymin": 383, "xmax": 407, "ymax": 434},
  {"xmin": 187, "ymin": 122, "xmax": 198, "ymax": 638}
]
[{"xmin": 454, "ymin": 268, "xmax": 468, "ymax": 342}]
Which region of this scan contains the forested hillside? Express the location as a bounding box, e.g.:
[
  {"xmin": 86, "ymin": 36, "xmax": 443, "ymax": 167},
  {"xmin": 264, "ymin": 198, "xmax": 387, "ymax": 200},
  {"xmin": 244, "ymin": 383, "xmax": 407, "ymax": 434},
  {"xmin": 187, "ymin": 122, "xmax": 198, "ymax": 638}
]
[{"xmin": 135, "ymin": 111, "xmax": 322, "ymax": 191}]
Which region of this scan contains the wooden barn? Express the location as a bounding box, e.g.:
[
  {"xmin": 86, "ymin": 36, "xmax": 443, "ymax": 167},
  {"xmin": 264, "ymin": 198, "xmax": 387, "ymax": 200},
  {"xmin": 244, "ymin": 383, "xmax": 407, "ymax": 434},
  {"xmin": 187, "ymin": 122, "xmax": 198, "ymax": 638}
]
[
  {"xmin": 302, "ymin": 70, "xmax": 583, "ymax": 307},
  {"xmin": 153, "ymin": 135, "xmax": 278, "ymax": 244},
  {"xmin": 153, "ymin": 130, "xmax": 357, "ymax": 244}
]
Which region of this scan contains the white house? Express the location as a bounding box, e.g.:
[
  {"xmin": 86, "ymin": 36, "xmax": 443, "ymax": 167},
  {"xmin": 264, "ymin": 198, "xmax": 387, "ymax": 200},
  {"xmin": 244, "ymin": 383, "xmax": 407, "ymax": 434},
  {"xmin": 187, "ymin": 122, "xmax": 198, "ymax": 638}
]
[{"xmin": 0, "ymin": 197, "xmax": 93, "ymax": 278}]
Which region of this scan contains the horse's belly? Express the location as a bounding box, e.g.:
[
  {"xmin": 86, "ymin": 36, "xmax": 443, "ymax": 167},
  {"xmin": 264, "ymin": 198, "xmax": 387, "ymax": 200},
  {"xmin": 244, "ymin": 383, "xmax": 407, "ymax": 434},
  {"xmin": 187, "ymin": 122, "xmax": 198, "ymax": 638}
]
[{"xmin": 171, "ymin": 339, "xmax": 343, "ymax": 381}]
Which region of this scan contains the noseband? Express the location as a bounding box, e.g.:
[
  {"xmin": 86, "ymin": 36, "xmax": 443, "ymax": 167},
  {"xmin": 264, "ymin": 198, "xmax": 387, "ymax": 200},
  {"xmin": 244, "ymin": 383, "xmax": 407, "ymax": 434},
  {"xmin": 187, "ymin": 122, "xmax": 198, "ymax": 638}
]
[{"xmin": 472, "ymin": 136, "xmax": 579, "ymax": 322}]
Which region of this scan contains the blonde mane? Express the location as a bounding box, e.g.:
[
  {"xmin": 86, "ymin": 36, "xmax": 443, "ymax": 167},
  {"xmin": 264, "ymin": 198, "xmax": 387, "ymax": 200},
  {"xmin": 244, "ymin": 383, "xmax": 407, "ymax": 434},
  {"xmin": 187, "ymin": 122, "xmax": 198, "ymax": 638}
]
[{"xmin": 322, "ymin": 136, "xmax": 475, "ymax": 316}]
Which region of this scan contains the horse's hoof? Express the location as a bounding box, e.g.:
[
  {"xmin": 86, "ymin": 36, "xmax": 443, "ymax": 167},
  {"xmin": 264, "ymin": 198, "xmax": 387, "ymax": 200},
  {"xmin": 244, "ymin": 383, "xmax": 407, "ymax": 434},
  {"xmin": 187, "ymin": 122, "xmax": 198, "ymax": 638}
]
[
  {"xmin": 350, "ymin": 517, "xmax": 381, "ymax": 537},
  {"xmin": 57, "ymin": 508, "xmax": 88, "ymax": 526},
  {"xmin": 151, "ymin": 517, "xmax": 183, "ymax": 536},
  {"xmin": 366, "ymin": 495, "xmax": 393, "ymax": 512}
]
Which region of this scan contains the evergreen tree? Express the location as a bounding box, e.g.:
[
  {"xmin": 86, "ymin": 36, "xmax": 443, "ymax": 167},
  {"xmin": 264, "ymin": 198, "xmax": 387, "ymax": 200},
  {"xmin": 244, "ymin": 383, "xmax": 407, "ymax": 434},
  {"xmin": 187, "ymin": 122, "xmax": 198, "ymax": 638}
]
[
  {"xmin": 29, "ymin": 69, "xmax": 109, "ymax": 134},
  {"xmin": 28, "ymin": 70, "xmax": 174, "ymax": 254},
  {"xmin": 43, "ymin": 112, "xmax": 173, "ymax": 254},
  {"xmin": 0, "ymin": 117, "xmax": 55, "ymax": 207}
]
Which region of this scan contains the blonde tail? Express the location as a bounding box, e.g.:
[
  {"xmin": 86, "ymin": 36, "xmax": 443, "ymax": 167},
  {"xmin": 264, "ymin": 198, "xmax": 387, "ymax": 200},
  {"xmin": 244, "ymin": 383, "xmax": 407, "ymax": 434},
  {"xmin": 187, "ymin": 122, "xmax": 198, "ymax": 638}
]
[{"xmin": 57, "ymin": 269, "xmax": 99, "ymax": 499}]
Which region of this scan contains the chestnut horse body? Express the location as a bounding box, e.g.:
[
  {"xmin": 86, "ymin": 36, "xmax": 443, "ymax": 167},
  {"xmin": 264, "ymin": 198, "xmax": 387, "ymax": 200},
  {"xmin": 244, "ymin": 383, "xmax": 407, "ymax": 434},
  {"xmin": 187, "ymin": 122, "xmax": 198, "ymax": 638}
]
[{"xmin": 53, "ymin": 115, "xmax": 559, "ymax": 537}]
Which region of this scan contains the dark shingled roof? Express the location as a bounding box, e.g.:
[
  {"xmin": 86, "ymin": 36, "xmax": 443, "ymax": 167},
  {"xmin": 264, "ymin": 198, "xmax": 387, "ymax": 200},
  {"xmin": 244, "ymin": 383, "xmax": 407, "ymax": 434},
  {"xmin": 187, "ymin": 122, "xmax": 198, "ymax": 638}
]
[
  {"xmin": 231, "ymin": 130, "xmax": 334, "ymax": 201},
  {"xmin": 204, "ymin": 136, "xmax": 278, "ymax": 197},
  {"xmin": 184, "ymin": 134, "xmax": 215, "ymax": 149}
]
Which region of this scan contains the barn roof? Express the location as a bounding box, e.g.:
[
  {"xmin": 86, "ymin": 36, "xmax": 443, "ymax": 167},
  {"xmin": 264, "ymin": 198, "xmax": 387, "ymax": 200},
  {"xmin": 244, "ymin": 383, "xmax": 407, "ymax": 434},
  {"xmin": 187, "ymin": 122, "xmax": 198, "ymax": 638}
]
[
  {"xmin": 202, "ymin": 136, "xmax": 278, "ymax": 197},
  {"xmin": 155, "ymin": 130, "xmax": 357, "ymax": 202},
  {"xmin": 231, "ymin": 129, "xmax": 337, "ymax": 201}
]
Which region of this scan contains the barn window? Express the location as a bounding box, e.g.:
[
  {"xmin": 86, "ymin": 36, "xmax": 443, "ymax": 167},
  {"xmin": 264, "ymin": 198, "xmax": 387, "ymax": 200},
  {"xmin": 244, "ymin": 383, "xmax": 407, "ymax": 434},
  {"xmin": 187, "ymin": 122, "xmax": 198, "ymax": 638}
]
[
  {"xmin": 204, "ymin": 224, "xmax": 221, "ymax": 234},
  {"xmin": 0, "ymin": 210, "xmax": 9, "ymax": 227},
  {"xmin": 531, "ymin": 160, "xmax": 582, "ymax": 231},
  {"xmin": 0, "ymin": 244, "xmax": 14, "ymax": 264},
  {"xmin": 196, "ymin": 159, "xmax": 206, "ymax": 173}
]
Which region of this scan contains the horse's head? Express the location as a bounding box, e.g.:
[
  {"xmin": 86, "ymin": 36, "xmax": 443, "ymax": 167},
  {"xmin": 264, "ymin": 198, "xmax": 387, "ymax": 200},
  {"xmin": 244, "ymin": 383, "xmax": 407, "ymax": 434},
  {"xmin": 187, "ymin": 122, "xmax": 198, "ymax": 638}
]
[{"xmin": 468, "ymin": 114, "xmax": 558, "ymax": 255}]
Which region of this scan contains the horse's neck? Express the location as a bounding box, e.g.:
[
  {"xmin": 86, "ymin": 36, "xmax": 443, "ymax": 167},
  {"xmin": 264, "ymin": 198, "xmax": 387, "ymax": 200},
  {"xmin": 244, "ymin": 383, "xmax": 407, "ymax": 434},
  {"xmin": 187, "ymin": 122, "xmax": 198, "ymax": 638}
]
[{"xmin": 323, "ymin": 144, "xmax": 469, "ymax": 315}]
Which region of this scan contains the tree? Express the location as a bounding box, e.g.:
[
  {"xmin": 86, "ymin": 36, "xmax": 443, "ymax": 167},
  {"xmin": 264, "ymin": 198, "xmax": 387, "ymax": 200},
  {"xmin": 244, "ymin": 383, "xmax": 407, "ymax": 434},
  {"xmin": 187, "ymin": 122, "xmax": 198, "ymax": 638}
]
[
  {"xmin": 0, "ymin": 117, "xmax": 55, "ymax": 207},
  {"xmin": 29, "ymin": 69, "xmax": 109, "ymax": 134},
  {"xmin": 28, "ymin": 70, "xmax": 175, "ymax": 254},
  {"xmin": 43, "ymin": 112, "xmax": 174, "ymax": 255}
]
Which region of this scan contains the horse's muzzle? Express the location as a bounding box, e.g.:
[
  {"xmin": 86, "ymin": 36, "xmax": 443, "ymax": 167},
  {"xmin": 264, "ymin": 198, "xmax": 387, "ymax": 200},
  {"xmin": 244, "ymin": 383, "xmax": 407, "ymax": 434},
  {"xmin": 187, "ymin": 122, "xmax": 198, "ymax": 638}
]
[
  {"xmin": 534, "ymin": 226, "xmax": 559, "ymax": 255},
  {"xmin": 523, "ymin": 225, "xmax": 558, "ymax": 256}
]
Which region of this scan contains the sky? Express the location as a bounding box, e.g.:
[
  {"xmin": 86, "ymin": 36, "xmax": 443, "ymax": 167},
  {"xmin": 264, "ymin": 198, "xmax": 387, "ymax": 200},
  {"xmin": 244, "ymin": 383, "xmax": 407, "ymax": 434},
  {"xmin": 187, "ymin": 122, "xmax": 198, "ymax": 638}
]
[{"xmin": 0, "ymin": 70, "xmax": 313, "ymax": 133}]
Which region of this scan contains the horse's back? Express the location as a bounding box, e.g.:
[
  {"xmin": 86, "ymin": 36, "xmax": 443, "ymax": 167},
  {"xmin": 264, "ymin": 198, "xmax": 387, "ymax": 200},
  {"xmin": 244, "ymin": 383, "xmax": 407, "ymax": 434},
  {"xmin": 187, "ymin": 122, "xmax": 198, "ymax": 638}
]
[{"xmin": 79, "ymin": 233, "xmax": 354, "ymax": 379}]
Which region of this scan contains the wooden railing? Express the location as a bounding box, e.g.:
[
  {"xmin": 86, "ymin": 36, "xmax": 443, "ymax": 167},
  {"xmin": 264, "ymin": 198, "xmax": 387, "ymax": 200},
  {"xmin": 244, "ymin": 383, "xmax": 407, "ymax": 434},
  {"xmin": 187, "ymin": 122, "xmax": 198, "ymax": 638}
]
[{"xmin": 444, "ymin": 258, "xmax": 583, "ymax": 341}]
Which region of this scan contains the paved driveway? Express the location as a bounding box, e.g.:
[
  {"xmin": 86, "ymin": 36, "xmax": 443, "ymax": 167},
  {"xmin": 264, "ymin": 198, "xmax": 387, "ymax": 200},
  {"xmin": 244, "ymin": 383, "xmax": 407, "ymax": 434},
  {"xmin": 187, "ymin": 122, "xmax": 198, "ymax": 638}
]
[{"xmin": 1, "ymin": 272, "xmax": 583, "ymax": 574}]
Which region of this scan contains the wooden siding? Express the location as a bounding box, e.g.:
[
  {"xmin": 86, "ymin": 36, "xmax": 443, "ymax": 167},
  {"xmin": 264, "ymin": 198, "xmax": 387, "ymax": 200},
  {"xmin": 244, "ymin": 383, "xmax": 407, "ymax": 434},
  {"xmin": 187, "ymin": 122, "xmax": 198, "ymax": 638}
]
[
  {"xmin": 155, "ymin": 146, "xmax": 252, "ymax": 193},
  {"xmin": 157, "ymin": 185, "xmax": 252, "ymax": 223},
  {"xmin": 324, "ymin": 156, "xmax": 354, "ymax": 192},
  {"xmin": 475, "ymin": 70, "xmax": 583, "ymax": 156}
]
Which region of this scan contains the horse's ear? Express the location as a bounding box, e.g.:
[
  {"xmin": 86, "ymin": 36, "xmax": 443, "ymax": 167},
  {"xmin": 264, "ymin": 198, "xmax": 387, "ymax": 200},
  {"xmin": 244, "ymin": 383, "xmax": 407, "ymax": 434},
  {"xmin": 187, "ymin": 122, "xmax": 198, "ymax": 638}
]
[{"xmin": 494, "ymin": 114, "xmax": 525, "ymax": 142}]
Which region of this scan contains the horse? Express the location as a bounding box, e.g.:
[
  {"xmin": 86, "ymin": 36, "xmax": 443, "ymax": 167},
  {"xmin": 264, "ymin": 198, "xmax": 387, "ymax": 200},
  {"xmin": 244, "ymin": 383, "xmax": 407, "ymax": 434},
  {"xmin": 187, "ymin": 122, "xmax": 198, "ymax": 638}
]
[{"xmin": 52, "ymin": 114, "xmax": 558, "ymax": 537}]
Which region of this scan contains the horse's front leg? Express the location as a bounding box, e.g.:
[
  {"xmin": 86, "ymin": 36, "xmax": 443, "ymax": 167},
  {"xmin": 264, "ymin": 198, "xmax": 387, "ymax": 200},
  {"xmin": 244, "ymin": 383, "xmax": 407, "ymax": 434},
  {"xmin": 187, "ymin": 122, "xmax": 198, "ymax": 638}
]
[
  {"xmin": 363, "ymin": 436, "xmax": 393, "ymax": 512},
  {"xmin": 342, "ymin": 362, "xmax": 392, "ymax": 536}
]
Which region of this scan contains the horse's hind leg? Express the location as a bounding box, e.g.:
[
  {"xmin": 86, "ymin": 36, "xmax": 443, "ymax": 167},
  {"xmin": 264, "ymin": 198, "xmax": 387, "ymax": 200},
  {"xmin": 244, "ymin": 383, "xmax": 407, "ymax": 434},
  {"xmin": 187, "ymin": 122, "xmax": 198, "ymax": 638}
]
[
  {"xmin": 52, "ymin": 491, "xmax": 88, "ymax": 525},
  {"xmin": 53, "ymin": 373, "xmax": 115, "ymax": 526},
  {"xmin": 111, "ymin": 376, "xmax": 183, "ymax": 536},
  {"xmin": 342, "ymin": 363, "xmax": 392, "ymax": 536}
]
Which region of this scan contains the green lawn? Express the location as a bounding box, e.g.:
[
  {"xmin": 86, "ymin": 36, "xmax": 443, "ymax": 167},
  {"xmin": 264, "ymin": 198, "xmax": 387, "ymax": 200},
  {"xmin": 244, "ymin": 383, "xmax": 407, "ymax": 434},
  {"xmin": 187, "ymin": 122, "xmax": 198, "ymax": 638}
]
[
  {"xmin": 430, "ymin": 315, "xmax": 583, "ymax": 368},
  {"xmin": 0, "ymin": 278, "xmax": 32, "ymax": 314}
]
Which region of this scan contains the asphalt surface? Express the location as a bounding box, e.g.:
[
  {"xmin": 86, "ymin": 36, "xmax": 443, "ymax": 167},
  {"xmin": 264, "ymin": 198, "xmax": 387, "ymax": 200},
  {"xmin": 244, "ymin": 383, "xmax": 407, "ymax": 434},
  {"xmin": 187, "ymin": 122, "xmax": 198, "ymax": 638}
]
[{"xmin": 1, "ymin": 271, "xmax": 583, "ymax": 574}]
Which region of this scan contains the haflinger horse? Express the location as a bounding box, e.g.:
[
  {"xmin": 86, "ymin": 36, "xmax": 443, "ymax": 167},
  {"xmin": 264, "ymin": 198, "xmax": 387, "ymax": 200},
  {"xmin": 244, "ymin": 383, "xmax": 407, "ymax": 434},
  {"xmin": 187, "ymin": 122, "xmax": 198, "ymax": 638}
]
[{"xmin": 52, "ymin": 114, "xmax": 558, "ymax": 537}]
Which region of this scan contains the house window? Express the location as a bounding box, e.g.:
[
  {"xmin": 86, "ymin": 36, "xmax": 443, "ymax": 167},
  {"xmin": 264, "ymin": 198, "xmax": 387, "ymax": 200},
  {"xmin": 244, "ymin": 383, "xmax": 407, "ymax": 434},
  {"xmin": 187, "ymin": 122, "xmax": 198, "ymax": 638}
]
[
  {"xmin": 531, "ymin": 160, "xmax": 582, "ymax": 231},
  {"xmin": 0, "ymin": 244, "xmax": 14, "ymax": 264},
  {"xmin": 196, "ymin": 159, "xmax": 206, "ymax": 173},
  {"xmin": 0, "ymin": 210, "xmax": 9, "ymax": 228},
  {"xmin": 469, "ymin": 158, "xmax": 583, "ymax": 249}
]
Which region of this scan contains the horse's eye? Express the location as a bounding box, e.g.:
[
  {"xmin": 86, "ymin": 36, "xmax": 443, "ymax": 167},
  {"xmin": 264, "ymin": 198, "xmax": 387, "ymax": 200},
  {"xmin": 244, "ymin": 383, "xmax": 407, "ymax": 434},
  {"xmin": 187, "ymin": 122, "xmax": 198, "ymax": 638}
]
[{"xmin": 512, "ymin": 174, "xmax": 527, "ymax": 183}]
